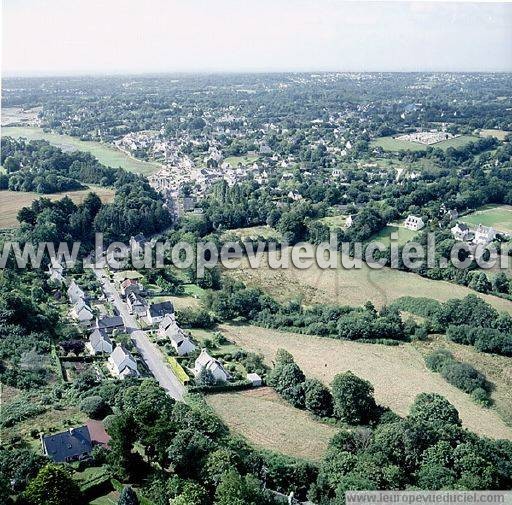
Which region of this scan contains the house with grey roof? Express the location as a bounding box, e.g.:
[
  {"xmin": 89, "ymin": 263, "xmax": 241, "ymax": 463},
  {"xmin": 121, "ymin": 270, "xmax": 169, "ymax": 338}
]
[
  {"xmin": 127, "ymin": 292, "xmax": 147, "ymax": 318},
  {"xmin": 158, "ymin": 314, "xmax": 196, "ymax": 355},
  {"xmin": 147, "ymin": 301, "xmax": 174, "ymax": 325},
  {"xmin": 96, "ymin": 315, "xmax": 124, "ymax": 335},
  {"xmin": 41, "ymin": 426, "xmax": 93, "ymax": 463},
  {"xmin": 193, "ymin": 349, "xmax": 230, "ymax": 383},
  {"xmin": 86, "ymin": 329, "xmax": 113, "ymax": 355},
  {"xmin": 67, "ymin": 280, "xmax": 86, "ymax": 304},
  {"xmin": 108, "ymin": 344, "xmax": 138, "ymax": 379},
  {"xmin": 72, "ymin": 298, "xmax": 94, "ymax": 323}
]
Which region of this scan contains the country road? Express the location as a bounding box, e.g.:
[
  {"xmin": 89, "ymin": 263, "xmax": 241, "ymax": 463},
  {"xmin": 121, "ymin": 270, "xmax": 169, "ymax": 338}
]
[{"xmin": 94, "ymin": 268, "xmax": 186, "ymax": 400}]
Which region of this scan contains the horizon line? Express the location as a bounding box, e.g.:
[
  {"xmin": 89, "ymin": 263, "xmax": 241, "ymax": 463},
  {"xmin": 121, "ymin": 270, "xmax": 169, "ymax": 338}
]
[{"xmin": 3, "ymin": 68, "xmax": 512, "ymax": 79}]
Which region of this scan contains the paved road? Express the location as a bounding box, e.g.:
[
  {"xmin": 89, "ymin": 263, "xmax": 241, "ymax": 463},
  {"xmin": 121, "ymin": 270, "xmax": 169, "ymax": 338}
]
[{"xmin": 94, "ymin": 268, "xmax": 186, "ymax": 401}]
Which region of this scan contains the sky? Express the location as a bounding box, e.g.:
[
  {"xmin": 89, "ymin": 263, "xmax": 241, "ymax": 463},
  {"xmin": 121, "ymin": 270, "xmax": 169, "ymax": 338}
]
[{"xmin": 2, "ymin": 0, "xmax": 512, "ymax": 76}]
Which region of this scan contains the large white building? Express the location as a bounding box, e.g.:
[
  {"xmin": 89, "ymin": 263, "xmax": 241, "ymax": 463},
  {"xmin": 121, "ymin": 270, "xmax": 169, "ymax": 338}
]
[{"xmin": 404, "ymin": 215, "xmax": 425, "ymax": 231}]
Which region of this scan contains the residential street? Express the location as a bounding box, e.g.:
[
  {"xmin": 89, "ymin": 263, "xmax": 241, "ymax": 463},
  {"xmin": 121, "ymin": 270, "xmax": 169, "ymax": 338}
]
[{"xmin": 94, "ymin": 268, "xmax": 186, "ymax": 400}]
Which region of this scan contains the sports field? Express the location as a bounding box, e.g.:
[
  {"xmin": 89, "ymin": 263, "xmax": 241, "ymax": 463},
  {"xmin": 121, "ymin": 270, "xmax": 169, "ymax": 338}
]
[
  {"xmin": 371, "ymin": 135, "xmax": 479, "ymax": 152},
  {"xmin": 219, "ymin": 324, "xmax": 512, "ymax": 440},
  {"xmin": 206, "ymin": 387, "xmax": 338, "ymax": 461},
  {"xmin": 461, "ymin": 205, "xmax": 512, "ymax": 234},
  {"xmin": 224, "ymin": 155, "xmax": 259, "ymax": 166},
  {"xmin": 0, "ymin": 187, "xmax": 115, "ymax": 228},
  {"xmin": 223, "ymin": 248, "xmax": 512, "ymax": 314},
  {"xmin": 1, "ymin": 126, "xmax": 161, "ymax": 175}
]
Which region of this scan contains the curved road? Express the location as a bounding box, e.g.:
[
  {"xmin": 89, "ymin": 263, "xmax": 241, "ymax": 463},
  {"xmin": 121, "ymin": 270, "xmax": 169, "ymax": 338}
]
[{"xmin": 94, "ymin": 268, "xmax": 186, "ymax": 400}]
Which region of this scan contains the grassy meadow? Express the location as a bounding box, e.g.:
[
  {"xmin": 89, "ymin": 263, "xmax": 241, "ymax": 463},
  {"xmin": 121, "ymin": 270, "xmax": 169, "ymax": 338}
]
[
  {"xmin": 371, "ymin": 134, "xmax": 479, "ymax": 152},
  {"xmin": 0, "ymin": 187, "xmax": 115, "ymax": 228},
  {"xmin": 206, "ymin": 387, "xmax": 338, "ymax": 461},
  {"xmin": 461, "ymin": 204, "xmax": 512, "ymax": 234},
  {"xmin": 1, "ymin": 126, "xmax": 161, "ymax": 175},
  {"xmin": 223, "ymin": 248, "xmax": 512, "ymax": 314},
  {"xmin": 219, "ymin": 324, "xmax": 512, "ymax": 440}
]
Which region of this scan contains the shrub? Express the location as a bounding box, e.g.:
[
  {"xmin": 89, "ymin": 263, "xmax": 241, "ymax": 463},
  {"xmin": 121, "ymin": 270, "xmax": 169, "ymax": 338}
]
[{"xmin": 79, "ymin": 396, "xmax": 111, "ymax": 420}]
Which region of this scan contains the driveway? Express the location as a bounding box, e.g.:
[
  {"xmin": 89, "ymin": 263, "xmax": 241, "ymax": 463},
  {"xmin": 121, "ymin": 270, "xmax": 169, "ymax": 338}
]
[{"xmin": 94, "ymin": 268, "xmax": 186, "ymax": 400}]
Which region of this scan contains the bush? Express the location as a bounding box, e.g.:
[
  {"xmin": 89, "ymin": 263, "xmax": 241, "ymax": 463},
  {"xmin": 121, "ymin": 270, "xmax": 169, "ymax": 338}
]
[
  {"xmin": 425, "ymin": 349, "xmax": 453, "ymax": 372},
  {"xmin": 79, "ymin": 396, "xmax": 111, "ymax": 420},
  {"xmin": 471, "ymin": 387, "xmax": 492, "ymax": 407}
]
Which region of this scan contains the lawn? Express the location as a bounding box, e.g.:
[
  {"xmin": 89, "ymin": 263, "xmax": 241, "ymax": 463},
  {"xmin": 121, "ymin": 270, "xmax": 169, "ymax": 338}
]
[
  {"xmin": 223, "ymin": 248, "xmax": 512, "ymax": 314},
  {"xmin": 188, "ymin": 328, "xmax": 241, "ymax": 355},
  {"xmin": 89, "ymin": 493, "xmax": 119, "ymax": 505},
  {"xmin": 369, "ymin": 225, "xmax": 418, "ymax": 247},
  {"xmin": 0, "ymin": 187, "xmax": 115, "ymax": 228},
  {"xmin": 371, "ymin": 135, "xmax": 479, "ymax": 152},
  {"xmin": 224, "ymin": 155, "xmax": 259, "ymax": 166},
  {"xmin": 1, "ymin": 126, "xmax": 161, "ymax": 175},
  {"xmin": 206, "ymin": 387, "xmax": 338, "ymax": 461},
  {"xmin": 219, "ymin": 324, "xmax": 512, "ymax": 440},
  {"xmin": 461, "ymin": 204, "xmax": 512, "ymax": 234},
  {"xmin": 317, "ymin": 215, "xmax": 348, "ymax": 229}
]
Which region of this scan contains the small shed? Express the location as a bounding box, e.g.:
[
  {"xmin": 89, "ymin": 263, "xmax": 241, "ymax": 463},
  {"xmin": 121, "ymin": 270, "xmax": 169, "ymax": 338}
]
[{"xmin": 247, "ymin": 373, "xmax": 263, "ymax": 387}]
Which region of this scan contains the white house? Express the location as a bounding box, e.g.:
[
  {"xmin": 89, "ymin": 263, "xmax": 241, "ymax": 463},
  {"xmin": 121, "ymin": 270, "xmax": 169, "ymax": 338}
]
[
  {"xmin": 47, "ymin": 262, "xmax": 66, "ymax": 286},
  {"xmin": 126, "ymin": 292, "xmax": 147, "ymax": 317},
  {"xmin": 451, "ymin": 223, "xmax": 470, "ymax": 241},
  {"xmin": 86, "ymin": 329, "xmax": 113, "ymax": 355},
  {"xmin": 158, "ymin": 314, "xmax": 196, "ymax": 355},
  {"xmin": 345, "ymin": 215, "xmax": 353, "ymax": 228},
  {"xmin": 193, "ymin": 349, "xmax": 230, "ymax": 383},
  {"xmin": 72, "ymin": 298, "xmax": 94, "ymax": 322},
  {"xmin": 108, "ymin": 345, "xmax": 138, "ymax": 379},
  {"xmin": 404, "ymin": 215, "xmax": 425, "ymax": 231},
  {"xmin": 67, "ymin": 280, "xmax": 86, "ymax": 304},
  {"xmin": 147, "ymin": 301, "xmax": 174, "ymax": 325},
  {"xmin": 474, "ymin": 224, "xmax": 496, "ymax": 246}
]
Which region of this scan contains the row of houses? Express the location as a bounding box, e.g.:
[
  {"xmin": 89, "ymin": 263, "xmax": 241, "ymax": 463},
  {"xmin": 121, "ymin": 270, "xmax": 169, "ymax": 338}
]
[{"xmin": 451, "ymin": 223, "xmax": 497, "ymax": 246}]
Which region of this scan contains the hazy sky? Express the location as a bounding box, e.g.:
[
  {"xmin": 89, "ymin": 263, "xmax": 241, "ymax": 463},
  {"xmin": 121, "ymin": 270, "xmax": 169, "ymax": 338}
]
[{"xmin": 3, "ymin": 0, "xmax": 512, "ymax": 75}]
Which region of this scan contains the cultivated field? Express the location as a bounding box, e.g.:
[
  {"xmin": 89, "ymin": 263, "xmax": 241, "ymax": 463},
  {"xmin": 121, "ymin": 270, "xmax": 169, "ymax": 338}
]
[
  {"xmin": 1, "ymin": 126, "xmax": 161, "ymax": 175},
  {"xmin": 223, "ymin": 249, "xmax": 512, "ymax": 314},
  {"xmin": 371, "ymin": 135, "xmax": 479, "ymax": 152},
  {"xmin": 206, "ymin": 387, "xmax": 338, "ymax": 461},
  {"xmin": 0, "ymin": 187, "xmax": 115, "ymax": 228},
  {"xmin": 219, "ymin": 324, "xmax": 512, "ymax": 440},
  {"xmin": 461, "ymin": 204, "xmax": 512, "ymax": 234}
]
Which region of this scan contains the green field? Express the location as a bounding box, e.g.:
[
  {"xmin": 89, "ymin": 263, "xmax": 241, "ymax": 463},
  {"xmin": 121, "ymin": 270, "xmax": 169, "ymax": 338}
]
[
  {"xmin": 2, "ymin": 126, "xmax": 161, "ymax": 175},
  {"xmin": 371, "ymin": 135, "xmax": 479, "ymax": 152},
  {"xmin": 221, "ymin": 225, "xmax": 282, "ymax": 241},
  {"xmin": 224, "ymin": 155, "xmax": 259, "ymax": 166},
  {"xmin": 317, "ymin": 215, "xmax": 348, "ymax": 229},
  {"xmin": 461, "ymin": 205, "xmax": 512, "ymax": 234},
  {"xmin": 370, "ymin": 225, "xmax": 418, "ymax": 246}
]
